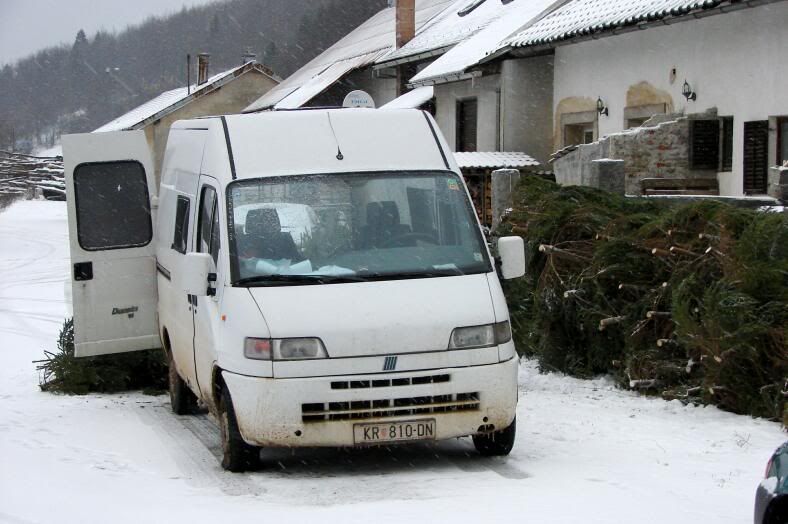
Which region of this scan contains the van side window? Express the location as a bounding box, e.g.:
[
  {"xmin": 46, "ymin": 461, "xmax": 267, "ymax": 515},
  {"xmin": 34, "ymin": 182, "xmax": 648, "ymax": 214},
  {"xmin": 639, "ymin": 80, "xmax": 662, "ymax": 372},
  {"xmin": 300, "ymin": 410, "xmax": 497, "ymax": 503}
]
[
  {"xmin": 197, "ymin": 186, "xmax": 220, "ymax": 265},
  {"xmin": 172, "ymin": 196, "xmax": 190, "ymax": 254},
  {"xmin": 209, "ymin": 202, "xmax": 221, "ymax": 265},
  {"xmin": 73, "ymin": 161, "xmax": 152, "ymax": 251}
]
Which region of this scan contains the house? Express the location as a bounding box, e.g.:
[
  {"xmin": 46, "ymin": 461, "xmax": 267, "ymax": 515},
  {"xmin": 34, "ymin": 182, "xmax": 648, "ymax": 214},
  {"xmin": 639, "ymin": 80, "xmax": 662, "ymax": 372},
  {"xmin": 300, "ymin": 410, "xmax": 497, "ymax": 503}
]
[
  {"xmin": 485, "ymin": 0, "xmax": 788, "ymax": 196},
  {"xmin": 244, "ymin": 0, "xmax": 455, "ymax": 111},
  {"xmin": 405, "ymin": 0, "xmax": 563, "ymax": 164},
  {"xmin": 95, "ymin": 56, "xmax": 280, "ymax": 183},
  {"xmin": 245, "ymin": 0, "xmax": 787, "ymax": 199}
]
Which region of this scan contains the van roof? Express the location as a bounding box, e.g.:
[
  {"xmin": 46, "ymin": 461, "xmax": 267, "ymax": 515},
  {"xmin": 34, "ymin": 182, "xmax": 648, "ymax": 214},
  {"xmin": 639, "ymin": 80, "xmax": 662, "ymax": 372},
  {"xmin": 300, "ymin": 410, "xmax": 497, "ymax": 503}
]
[{"xmin": 172, "ymin": 108, "xmax": 454, "ymax": 180}]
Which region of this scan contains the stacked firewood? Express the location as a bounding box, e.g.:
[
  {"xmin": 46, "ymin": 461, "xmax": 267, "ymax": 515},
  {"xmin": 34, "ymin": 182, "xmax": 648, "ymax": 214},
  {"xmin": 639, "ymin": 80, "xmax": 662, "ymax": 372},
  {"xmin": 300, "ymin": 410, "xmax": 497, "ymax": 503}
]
[
  {"xmin": 0, "ymin": 150, "xmax": 65, "ymax": 200},
  {"xmin": 500, "ymin": 176, "xmax": 787, "ymax": 423}
]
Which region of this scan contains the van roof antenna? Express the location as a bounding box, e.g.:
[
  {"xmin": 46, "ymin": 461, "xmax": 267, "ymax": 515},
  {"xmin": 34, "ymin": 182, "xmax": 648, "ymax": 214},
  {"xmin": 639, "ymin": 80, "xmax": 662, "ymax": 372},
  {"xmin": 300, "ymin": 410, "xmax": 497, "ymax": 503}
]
[{"xmin": 326, "ymin": 112, "xmax": 344, "ymax": 161}]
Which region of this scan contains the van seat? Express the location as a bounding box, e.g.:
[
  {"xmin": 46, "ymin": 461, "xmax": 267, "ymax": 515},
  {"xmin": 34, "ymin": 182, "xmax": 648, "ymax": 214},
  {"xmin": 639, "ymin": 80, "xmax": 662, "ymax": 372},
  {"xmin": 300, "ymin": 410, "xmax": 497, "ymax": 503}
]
[{"xmin": 245, "ymin": 208, "xmax": 302, "ymax": 261}]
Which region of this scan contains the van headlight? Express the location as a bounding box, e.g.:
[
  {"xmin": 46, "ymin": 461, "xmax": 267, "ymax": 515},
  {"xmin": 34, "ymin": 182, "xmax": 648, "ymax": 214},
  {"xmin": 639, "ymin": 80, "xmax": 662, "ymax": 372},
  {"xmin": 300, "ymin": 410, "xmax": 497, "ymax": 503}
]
[
  {"xmin": 449, "ymin": 321, "xmax": 511, "ymax": 349},
  {"xmin": 244, "ymin": 337, "xmax": 328, "ymax": 360}
]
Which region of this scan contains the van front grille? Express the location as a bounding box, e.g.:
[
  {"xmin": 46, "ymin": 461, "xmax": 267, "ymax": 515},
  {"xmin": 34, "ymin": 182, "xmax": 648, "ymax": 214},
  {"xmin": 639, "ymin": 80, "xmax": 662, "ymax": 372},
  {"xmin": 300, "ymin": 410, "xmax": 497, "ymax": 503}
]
[
  {"xmin": 301, "ymin": 392, "xmax": 479, "ymax": 423},
  {"xmin": 330, "ymin": 374, "xmax": 450, "ymax": 390}
]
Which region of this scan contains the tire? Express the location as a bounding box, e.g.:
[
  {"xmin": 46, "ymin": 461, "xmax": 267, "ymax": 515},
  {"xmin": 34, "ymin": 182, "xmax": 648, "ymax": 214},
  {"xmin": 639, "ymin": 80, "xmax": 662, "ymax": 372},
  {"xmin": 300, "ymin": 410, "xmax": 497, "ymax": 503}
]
[
  {"xmin": 168, "ymin": 352, "xmax": 198, "ymax": 415},
  {"xmin": 218, "ymin": 384, "xmax": 261, "ymax": 472},
  {"xmin": 473, "ymin": 417, "xmax": 516, "ymax": 456}
]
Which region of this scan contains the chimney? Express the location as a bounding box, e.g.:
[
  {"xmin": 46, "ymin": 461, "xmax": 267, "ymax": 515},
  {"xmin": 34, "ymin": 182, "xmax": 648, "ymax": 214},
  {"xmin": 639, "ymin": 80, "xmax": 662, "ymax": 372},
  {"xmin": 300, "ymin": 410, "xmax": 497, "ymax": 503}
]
[
  {"xmin": 241, "ymin": 49, "xmax": 256, "ymax": 65},
  {"xmin": 197, "ymin": 53, "xmax": 210, "ymax": 85},
  {"xmin": 395, "ymin": 0, "xmax": 415, "ymax": 49}
]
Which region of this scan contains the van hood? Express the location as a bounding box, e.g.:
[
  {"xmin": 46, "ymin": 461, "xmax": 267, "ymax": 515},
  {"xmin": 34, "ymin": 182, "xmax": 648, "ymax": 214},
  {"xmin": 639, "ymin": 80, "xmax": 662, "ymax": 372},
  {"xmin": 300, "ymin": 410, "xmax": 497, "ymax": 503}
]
[{"xmin": 247, "ymin": 273, "xmax": 496, "ymax": 358}]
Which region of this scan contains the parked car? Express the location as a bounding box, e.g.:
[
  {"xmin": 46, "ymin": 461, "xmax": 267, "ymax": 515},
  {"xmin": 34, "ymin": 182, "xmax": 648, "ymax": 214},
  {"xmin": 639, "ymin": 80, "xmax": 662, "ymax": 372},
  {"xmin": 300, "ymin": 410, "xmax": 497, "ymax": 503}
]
[
  {"xmin": 755, "ymin": 441, "xmax": 788, "ymax": 524},
  {"xmin": 62, "ymin": 108, "xmax": 526, "ymax": 472}
]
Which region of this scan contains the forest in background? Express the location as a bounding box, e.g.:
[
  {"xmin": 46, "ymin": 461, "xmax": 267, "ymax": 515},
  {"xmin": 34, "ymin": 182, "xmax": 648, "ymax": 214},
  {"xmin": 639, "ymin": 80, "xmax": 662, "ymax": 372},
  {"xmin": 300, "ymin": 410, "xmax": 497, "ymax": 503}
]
[{"xmin": 0, "ymin": 0, "xmax": 387, "ymax": 153}]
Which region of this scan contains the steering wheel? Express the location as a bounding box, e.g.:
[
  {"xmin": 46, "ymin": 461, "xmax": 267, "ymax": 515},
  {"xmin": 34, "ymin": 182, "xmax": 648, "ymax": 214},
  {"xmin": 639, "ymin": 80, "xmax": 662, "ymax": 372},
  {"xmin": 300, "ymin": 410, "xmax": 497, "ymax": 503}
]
[{"xmin": 380, "ymin": 232, "xmax": 438, "ymax": 248}]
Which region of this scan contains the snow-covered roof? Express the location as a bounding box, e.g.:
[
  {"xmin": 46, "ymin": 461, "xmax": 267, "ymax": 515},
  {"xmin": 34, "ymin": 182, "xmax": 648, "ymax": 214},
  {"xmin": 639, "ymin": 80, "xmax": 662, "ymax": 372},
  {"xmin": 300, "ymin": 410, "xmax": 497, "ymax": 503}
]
[
  {"xmin": 411, "ymin": 0, "xmax": 562, "ymax": 85},
  {"xmin": 380, "ymin": 86, "xmax": 434, "ymax": 109},
  {"xmin": 501, "ymin": 0, "xmax": 745, "ymax": 50},
  {"xmin": 95, "ymin": 62, "xmax": 278, "ymax": 133},
  {"xmin": 375, "ymin": 0, "xmax": 518, "ymax": 67},
  {"xmin": 275, "ymin": 51, "xmax": 388, "ymax": 110},
  {"xmin": 454, "ymin": 151, "xmax": 539, "ymax": 169},
  {"xmin": 244, "ymin": 0, "xmax": 454, "ymax": 112}
]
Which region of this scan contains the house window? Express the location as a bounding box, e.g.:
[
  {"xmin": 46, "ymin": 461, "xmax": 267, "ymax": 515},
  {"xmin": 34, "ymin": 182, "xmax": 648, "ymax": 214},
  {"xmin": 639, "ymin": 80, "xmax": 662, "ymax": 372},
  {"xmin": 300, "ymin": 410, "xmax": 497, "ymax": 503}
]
[
  {"xmin": 778, "ymin": 117, "xmax": 788, "ymax": 166},
  {"xmin": 624, "ymin": 103, "xmax": 666, "ymax": 130},
  {"xmin": 627, "ymin": 117, "xmax": 649, "ymax": 129},
  {"xmin": 689, "ymin": 119, "xmax": 721, "ymax": 171},
  {"xmin": 456, "ymin": 98, "xmax": 478, "ymax": 152},
  {"xmin": 743, "ymin": 120, "xmax": 769, "ymax": 194},
  {"xmin": 560, "ymin": 110, "xmax": 597, "ymax": 148},
  {"xmin": 688, "ymin": 117, "xmax": 733, "ymax": 172},
  {"xmin": 564, "ymin": 123, "xmax": 595, "ymax": 147}
]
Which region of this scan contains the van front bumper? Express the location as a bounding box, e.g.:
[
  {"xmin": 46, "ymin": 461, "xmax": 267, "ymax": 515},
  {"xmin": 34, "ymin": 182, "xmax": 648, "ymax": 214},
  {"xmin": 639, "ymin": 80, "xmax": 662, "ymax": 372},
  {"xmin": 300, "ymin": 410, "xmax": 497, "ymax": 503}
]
[{"xmin": 222, "ymin": 356, "xmax": 519, "ymax": 447}]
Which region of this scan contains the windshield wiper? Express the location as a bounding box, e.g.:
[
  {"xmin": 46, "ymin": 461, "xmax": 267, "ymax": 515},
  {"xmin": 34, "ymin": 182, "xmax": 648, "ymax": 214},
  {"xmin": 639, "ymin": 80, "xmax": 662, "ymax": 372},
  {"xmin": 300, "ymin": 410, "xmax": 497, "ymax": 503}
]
[
  {"xmin": 365, "ymin": 268, "xmax": 467, "ymax": 281},
  {"xmin": 233, "ymin": 274, "xmax": 368, "ymax": 287}
]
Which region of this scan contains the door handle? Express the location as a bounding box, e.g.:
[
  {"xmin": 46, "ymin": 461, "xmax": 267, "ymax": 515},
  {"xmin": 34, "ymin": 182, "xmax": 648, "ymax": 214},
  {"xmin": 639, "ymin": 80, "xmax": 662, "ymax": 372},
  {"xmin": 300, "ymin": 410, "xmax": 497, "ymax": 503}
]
[{"xmin": 74, "ymin": 262, "xmax": 93, "ymax": 281}]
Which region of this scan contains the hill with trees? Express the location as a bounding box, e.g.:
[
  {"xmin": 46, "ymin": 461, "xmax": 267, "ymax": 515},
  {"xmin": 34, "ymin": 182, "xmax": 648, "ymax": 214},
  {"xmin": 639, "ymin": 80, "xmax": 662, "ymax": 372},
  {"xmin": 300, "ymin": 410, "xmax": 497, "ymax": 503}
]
[{"xmin": 0, "ymin": 0, "xmax": 386, "ymax": 153}]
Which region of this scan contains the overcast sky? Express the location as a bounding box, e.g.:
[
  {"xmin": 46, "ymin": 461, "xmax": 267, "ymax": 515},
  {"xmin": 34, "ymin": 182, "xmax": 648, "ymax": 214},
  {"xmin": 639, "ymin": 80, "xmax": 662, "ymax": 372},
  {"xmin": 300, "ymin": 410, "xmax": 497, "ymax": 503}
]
[{"xmin": 0, "ymin": 0, "xmax": 219, "ymax": 67}]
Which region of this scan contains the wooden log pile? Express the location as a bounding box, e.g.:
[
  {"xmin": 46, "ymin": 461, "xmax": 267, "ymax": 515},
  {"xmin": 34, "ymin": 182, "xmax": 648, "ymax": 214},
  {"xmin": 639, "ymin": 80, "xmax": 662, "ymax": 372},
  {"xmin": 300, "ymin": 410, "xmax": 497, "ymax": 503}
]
[{"xmin": 0, "ymin": 150, "xmax": 65, "ymax": 200}]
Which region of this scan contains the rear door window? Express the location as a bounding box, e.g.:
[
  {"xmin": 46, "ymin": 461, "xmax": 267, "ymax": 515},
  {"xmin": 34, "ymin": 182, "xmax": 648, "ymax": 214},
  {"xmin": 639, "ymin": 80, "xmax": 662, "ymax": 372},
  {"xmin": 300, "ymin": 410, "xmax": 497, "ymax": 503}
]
[{"xmin": 73, "ymin": 161, "xmax": 152, "ymax": 251}]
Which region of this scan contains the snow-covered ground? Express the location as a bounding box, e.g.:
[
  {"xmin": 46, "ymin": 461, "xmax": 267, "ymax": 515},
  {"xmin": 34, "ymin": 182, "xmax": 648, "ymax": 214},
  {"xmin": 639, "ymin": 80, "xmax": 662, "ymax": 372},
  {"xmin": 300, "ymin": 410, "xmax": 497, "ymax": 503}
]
[{"xmin": 0, "ymin": 200, "xmax": 784, "ymax": 524}]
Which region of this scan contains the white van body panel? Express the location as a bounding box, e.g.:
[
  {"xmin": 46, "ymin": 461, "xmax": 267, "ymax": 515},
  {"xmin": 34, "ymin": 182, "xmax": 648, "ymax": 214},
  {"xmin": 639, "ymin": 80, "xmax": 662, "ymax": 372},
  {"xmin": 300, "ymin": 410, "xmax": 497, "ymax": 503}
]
[
  {"xmin": 63, "ymin": 130, "xmax": 160, "ymax": 357},
  {"xmin": 156, "ymin": 128, "xmax": 207, "ymax": 392},
  {"xmin": 224, "ymin": 356, "xmax": 518, "ymax": 447},
  {"xmin": 225, "ymin": 110, "xmax": 449, "ymax": 178},
  {"xmin": 249, "ymin": 274, "xmax": 495, "ymax": 359}
]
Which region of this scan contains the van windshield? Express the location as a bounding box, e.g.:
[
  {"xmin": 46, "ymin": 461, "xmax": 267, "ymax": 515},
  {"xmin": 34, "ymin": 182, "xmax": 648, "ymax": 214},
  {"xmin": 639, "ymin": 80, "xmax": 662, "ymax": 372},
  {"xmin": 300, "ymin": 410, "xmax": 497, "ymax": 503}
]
[{"xmin": 227, "ymin": 171, "xmax": 491, "ymax": 285}]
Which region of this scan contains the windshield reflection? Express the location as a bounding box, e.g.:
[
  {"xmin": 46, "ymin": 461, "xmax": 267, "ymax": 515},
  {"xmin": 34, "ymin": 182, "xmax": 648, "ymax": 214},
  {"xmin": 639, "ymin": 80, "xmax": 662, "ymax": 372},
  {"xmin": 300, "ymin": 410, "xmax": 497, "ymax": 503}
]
[{"xmin": 227, "ymin": 172, "xmax": 491, "ymax": 285}]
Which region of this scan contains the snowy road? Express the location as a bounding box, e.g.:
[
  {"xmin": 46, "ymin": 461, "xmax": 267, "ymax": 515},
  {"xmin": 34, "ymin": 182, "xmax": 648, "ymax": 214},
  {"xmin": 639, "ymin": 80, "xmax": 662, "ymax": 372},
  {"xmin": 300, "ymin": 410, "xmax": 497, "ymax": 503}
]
[{"xmin": 0, "ymin": 200, "xmax": 784, "ymax": 524}]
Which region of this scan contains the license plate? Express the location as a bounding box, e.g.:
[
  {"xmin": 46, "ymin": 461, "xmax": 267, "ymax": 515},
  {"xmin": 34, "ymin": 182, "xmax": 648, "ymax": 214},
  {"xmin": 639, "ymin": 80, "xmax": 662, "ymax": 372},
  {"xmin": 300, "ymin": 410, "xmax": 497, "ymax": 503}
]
[{"xmin": 353, "ymin": 419, "xmax": 436, "ymax": 444}]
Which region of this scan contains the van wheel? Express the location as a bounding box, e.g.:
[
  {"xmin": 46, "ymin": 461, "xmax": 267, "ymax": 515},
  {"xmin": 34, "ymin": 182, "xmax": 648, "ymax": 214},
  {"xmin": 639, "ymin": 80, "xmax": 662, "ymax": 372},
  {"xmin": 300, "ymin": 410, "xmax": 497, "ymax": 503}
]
[
  {"xmin": 168, "ymin": 352, "xmax": 198, "ymax": 415},
  {"xmin": 219, "ymin": 385, "xmax": 260, "ymax": 472},
  {"xmin": 473, "ymin": 417, "xmax": 516, "ymax": 456}
]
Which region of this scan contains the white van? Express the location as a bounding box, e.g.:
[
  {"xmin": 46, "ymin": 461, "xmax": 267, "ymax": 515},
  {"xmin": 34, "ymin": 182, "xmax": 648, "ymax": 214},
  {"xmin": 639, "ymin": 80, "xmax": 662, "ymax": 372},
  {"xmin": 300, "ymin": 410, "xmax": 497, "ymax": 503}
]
[{"xmin": 62, "ymin": 109, "xmax": 526, "ymax": 471}]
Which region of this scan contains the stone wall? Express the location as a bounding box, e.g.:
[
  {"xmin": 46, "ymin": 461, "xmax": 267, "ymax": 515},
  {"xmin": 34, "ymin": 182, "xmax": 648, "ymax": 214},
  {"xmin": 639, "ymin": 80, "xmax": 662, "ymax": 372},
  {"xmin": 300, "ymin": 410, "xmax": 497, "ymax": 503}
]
[
  {"xmin": 552, "ymin": 110, "xmax": 723, "ymax": 195},
  {"xmin": 768, "ymin": 166, "xmax": 788, "ymax": 203}
]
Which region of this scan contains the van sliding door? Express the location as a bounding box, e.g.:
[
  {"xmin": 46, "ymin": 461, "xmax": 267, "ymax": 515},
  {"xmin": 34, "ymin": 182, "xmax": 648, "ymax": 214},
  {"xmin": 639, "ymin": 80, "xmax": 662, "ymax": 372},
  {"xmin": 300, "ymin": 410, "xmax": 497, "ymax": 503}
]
[{"xmin": 63, "ymin": 131, "xmax": 160, "ymax": 357}]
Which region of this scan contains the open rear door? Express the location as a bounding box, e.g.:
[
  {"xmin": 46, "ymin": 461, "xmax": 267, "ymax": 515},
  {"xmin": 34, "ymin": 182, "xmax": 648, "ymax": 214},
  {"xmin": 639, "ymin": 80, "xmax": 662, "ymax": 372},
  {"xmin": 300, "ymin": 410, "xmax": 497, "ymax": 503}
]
[{"xmin": 63, "ymin": 131, "xmax": 161, "ymax": 357}]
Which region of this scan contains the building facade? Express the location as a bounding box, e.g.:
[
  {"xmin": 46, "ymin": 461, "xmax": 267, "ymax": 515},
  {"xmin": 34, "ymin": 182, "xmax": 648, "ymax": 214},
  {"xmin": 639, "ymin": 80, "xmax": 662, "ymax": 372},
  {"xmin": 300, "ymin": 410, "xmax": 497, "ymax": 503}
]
[{"xmin": 548, "ymin": 1, "xmax": 787, "ymax": 195}]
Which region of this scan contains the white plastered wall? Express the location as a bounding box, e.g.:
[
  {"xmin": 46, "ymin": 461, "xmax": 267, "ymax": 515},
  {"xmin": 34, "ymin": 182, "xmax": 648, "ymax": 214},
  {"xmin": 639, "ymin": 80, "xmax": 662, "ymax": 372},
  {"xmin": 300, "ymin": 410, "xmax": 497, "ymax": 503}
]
[
  {"xmin": 552, "ymin": 2, "xmax": 788, "ymax": 196},
  {"xmin": 434, "ymin": 74, "xmax": 502, "ymax": 152}
]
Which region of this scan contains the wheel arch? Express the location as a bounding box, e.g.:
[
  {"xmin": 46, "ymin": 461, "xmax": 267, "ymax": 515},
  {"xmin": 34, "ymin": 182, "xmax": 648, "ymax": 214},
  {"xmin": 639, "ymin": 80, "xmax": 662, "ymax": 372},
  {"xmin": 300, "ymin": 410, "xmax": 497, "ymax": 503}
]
[{"xmin": 160, "ymin": 326, "xmax": 172, "ymax": 359}]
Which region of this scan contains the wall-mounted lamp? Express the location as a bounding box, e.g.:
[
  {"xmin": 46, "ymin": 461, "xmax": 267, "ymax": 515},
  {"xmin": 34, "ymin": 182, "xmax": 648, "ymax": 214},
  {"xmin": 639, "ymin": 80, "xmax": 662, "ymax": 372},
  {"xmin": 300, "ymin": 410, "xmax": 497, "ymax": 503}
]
[
  {"xmin": 682, "ymin": 80, "xmax": 697, "ymax": 102},
  {"xmin": 596, "ymin": 97, "xmax": 609, "ymax": 117}
]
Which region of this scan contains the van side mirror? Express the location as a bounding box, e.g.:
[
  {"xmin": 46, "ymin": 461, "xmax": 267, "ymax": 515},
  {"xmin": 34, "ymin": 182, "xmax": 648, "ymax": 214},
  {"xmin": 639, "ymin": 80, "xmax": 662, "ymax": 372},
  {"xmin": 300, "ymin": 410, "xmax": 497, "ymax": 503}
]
[
  {"xmin": 179, "ymin": 252, "xmax": 213, "ymax": 296},
  {"xmin": 498, "ymin": 236, "xmax": 525, "ymax": 279}
]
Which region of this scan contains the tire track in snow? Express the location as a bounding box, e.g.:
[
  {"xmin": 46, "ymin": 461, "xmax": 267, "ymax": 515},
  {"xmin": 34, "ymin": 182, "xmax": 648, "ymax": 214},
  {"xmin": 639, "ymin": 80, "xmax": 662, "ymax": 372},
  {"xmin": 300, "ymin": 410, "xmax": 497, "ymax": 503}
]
[{"xmin": 135, "ymin": 403, "xmax": 264, "ymax": 497}]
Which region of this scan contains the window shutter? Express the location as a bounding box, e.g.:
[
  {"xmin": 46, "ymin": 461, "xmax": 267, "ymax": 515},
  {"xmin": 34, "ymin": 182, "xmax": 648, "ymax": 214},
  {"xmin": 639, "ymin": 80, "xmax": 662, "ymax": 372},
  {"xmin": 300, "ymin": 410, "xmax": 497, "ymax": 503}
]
[
  {"xmin": 689, "ymin": 119, "xmax": 720, "ymax": 170},
  {"xmin": 743, "ymin": 120, "xmax": 769, "ymax": 194},
  {"xmin": 721, "ymin": 117, "xmax": 733, "ymax": 172}
]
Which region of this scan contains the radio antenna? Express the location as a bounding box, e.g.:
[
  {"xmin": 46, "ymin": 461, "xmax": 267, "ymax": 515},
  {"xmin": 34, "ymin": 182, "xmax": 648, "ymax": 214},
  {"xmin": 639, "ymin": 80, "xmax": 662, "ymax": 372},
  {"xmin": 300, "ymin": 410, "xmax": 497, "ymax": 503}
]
[{"xmin": 326, "ymin": 113, "xmax": 344, "ymax": 160}]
